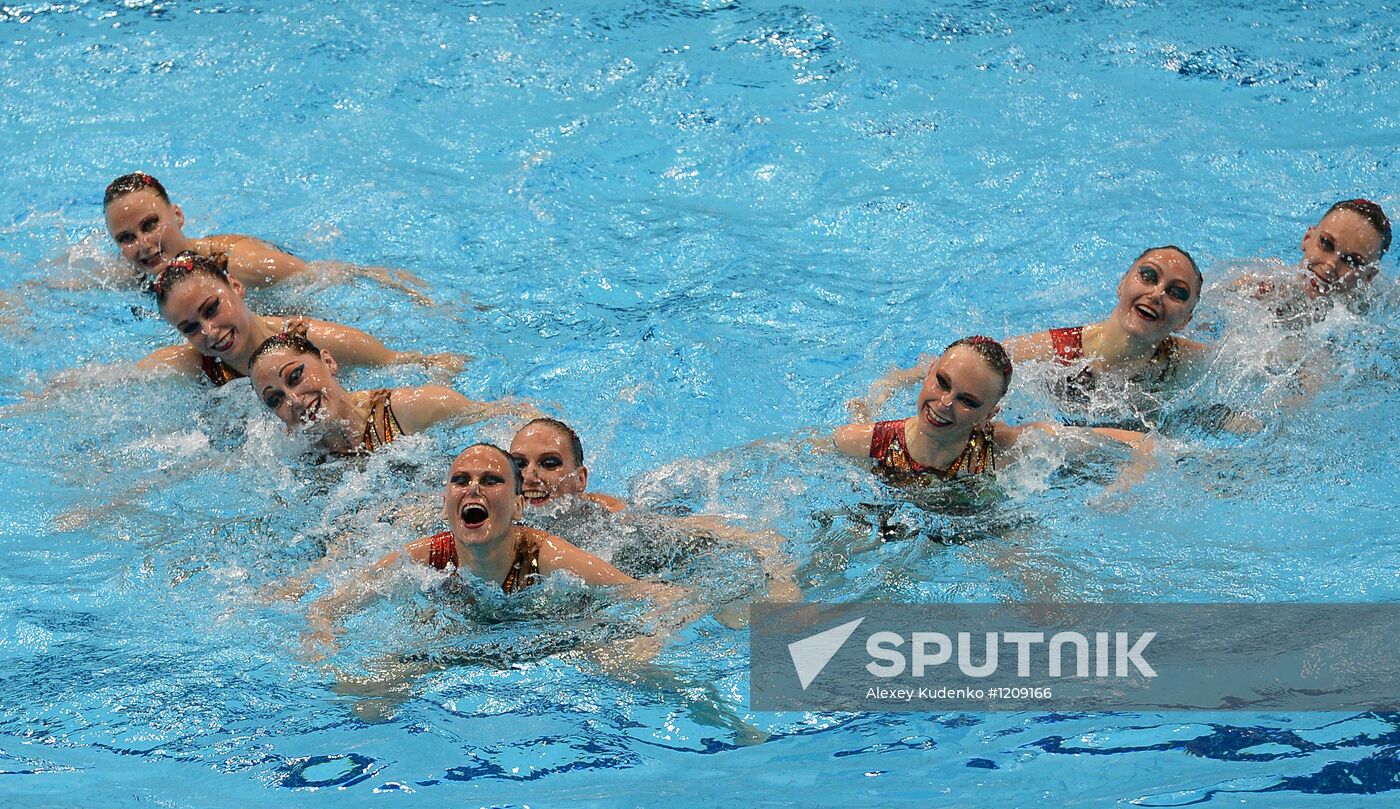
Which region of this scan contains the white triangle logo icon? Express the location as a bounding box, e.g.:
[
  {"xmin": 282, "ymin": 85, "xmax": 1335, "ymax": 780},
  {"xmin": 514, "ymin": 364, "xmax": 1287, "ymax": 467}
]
[{"xmin": 788, "ymin": 618, "xmax": 865, "ymax": 690}]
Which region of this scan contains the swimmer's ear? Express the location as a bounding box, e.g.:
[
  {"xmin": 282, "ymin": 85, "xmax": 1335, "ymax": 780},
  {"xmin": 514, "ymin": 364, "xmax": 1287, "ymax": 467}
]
[
  {"xmin": 320, "ymin": 349, "xmax": 339, "ymax": 377},
  {"xmin": 576, "ymin": 464, "xmax": 589, "ymax": 491},
  {"xmin": 227, "ymin": 277, "xmax": 246, "ymax": 298},
  {"xmin": 512, "ymin": 494, "xmax": 524, "ymax": 523},
  {"xmin": 1301, "ymin": 225, "xmax": 1315, "ymax": 253},
  {"xmin": 173, "ymin": 204, "xmax": 185, "ymax": 230}
]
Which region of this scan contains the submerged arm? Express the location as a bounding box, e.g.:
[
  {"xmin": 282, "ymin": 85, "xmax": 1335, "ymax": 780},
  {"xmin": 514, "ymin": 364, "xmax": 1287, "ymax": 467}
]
[
  {"xmin": 302, "ymin": 538, "xmax": 434, "ymax": 661},
  {"xmin": 848, "ymin": 358, "xmax": 930, "ymax": 422}
]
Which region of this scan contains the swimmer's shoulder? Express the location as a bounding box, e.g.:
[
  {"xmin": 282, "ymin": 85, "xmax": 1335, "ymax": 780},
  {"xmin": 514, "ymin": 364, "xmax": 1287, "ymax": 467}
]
[
  {"xmin": 530, "ymin": 527, "xmax": 635, "ymax": 585},
  {"xmin": 192, "ymin": 235, "xmax": 307, "ymax": 287},
  {"xmin": 1003, "ymin": 330, "xmax": 1056, "ymax": 364},
  {"xmin": 401, "ymin": 535, "xmax": 438, "ymax": 566},
  {"xmin": 137, "ymin": 343, "xmax": 203, "ymax": 377},
  {"xmin": 832, "ymin": 422, "xmax": 877, "ymax": 457}
]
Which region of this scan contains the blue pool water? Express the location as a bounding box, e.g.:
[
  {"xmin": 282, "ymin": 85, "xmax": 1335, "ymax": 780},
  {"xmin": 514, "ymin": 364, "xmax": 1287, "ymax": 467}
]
[{"xmin": 3, "ymin": 1, "xmax": 1400, "ymax": 805}]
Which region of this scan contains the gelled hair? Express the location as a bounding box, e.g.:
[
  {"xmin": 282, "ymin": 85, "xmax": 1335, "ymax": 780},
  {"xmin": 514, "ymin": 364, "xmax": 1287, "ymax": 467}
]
[
  {"xmin": 104, "ymin": 172, "xmax": 170, "ymax": 207},
  {"xmin": 248, "ymin": 331, "xmax": 322, "ymax": 376},
  {"xmin": 945, "ymin": 335, "xmax": 1013, "ymax": 396},
  {"xmin": 520, "ymin": 417, "xmax": 585, "ymax": 467},
  {"xmin": 1133, "ymin": 245, "xmax": 1202, "ymax": 294},
  {"xmin": 461, "ymin": 443, "xmax": 524, "ymax": 495},
  {"xmin": 1326, "ymin": 198, "xmax": 1392, "ymax": 256},
  {"xmin": 152, "ymin": 251, "xmax": 231, "ymax": 305}
]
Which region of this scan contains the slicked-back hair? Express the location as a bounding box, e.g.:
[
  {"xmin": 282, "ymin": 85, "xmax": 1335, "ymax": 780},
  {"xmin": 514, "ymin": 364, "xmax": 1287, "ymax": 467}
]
[
  {"xmin": 944, "ymin": 335, "xmax": 1013, "ymax": 397},
  {"xmin": 520, "ymin": 417, "xmax": 585, "ymax": 467},
  {"xmin": 1326, "ymin": 199, "xmax": 1392, "ymax": 256},
  {"xmin": 104, "ymin": 172, "xmax": 170, "ymax": 207}
]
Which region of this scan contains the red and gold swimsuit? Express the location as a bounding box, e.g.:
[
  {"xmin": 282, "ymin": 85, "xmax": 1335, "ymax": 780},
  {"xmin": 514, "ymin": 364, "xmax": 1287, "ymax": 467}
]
[
  {"xmin": 426, "ymin": 530, "xmax": 542, "ymax": 594},
  {"xmin": 868, "ymin": 419, "xmax": 995, "ymax": 480},
  {"xmin": 357, "ymin": 389, "xmax": 404, "ymax": 454}
]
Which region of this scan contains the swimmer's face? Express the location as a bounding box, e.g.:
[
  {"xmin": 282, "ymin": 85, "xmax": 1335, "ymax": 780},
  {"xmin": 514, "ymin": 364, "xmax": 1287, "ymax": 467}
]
[
  {"xmin": 444, "ymin": 446, "xmax": 524, "ymax": 547},
  {"xmin": 1300, "ymin": 208, "xmax": 1385, "ymax": 297},
  {"xmin": 251, "ymin": 346, "xmax": 345, "ymax": 431},
  {"xmin": 158, "ymin": 274, "xmax": 253, "ymax": 360},
  {"xmin": 510, "ymin": 423, "xmax": 587, "ymax": 507},
  {"xmin": 105, "ymin": 190, "xmax": 189, "ymax": 277},
  {"xmin": 1114, "ymin": 249, "xmax": 1198, "ymax": 340},
  {"xmin": 915, "ymin": 346, "xmax": 1004, "ymax": 437}
]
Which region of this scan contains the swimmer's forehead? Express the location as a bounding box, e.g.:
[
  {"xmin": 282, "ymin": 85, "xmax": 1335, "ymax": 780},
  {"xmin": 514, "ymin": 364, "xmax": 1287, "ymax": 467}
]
[
  {"xmin": 104, "ymin": 189, "xmax": 168, "ymax": 222},
  {"xmin": 450, "ymin": 446, "xmax": 512, "ymax": 474},
  {"xmin": 1320, "ymin": 209, "xmax": 1386, "ymax": 255},
  {"xmin": 250, "ymin": 347, "xmax": 303, "ymax": 379},
  {"xmin": 929, "ymin": 347, "xmax": 1004, "ymax": 389},
  {"xmin": 159, "ymin": 273, "xmax": 228, "ymax": 310},
  {"xmin": 510, "ymin": 422, "xmax": 569, "ymax": 451}
]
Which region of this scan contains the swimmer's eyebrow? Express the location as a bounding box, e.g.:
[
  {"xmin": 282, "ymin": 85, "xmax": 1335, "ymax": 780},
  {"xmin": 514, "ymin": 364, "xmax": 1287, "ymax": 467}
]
[{"xmin": 278, "ymin": 360, "xmax": 297, "ymax": 379}]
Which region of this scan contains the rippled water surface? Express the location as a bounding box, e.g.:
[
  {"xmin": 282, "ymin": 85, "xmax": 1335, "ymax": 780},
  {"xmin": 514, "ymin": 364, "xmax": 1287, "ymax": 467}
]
[{"xmin": 3, "ymin": 1, "xmax": 1400, "ymax": 805}]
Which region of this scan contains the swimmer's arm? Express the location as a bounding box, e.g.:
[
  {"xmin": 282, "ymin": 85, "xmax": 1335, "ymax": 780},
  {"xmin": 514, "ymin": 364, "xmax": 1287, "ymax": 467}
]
[
  {"xmin": 849, "ymin": 357, "xmax": 930, "ymax": 421},
  {"xmin": 193, "ymin": 235, "xmax": 309, "ymax": 288},
  {"xmin": 533, "ymin": 530, "xmax": 637, "ymax": 587},
  {"xmin": 998, "ymin": 422, "xmax": 1157, "ymax": 491},
  {"xmin": 303, "ymin": 541, "xmax": 427, "ymax": 661},
  {"xmin": 297, "ymin": 319, "xmax": 422, "ymax": 368},
  {"xmin": 584, "ymin": 492, "xmax": 629, "ymax": 513},
  {"xmin": 312, "ymin": 260, "xmax": 435, "ymax": 306},
  {"xmin": 997, "ymin": 421, "xmax": 1152, "ymax": 451},
  {"xmin": 831, "ymin": 422, "xmax": 875, "ymax": 459},
  {"xmin": 393, "ymin": 385, "xmax": 541, "ymax": 432},
  {"xmin": 135, "ymin": 344, "xmax": 204, "ymax": 377},
  {"xmin": 1003, "ymin": 330, "xmax": 1056, "ymax": 364}
]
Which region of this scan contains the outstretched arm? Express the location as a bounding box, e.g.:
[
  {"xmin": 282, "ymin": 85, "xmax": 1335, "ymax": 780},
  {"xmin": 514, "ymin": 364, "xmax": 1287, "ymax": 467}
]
[
  {"xmin": 392, "ymin": 385, "xmax": 541, "ymax": 434},
  {"xmin": 302, "ymin": 538, "xmax": 435, "ymax": 661},
  {"xmin": 310, "ymin": 260, "xmax": 435, "ymax": 306},
  {"xmin": 299, "ymin": 319, "xmax": 467, "ymax": 374},
  {"xmin": 996, "ymin": 421, "xmax": 1156, "ymax": 492},
  {"xmin": 848, "ymin": 358, "xmax": 930, "ymax": 422},
  {"xmin": 194, "ymin": 235, "xmax": 309, "ymax": 288}
]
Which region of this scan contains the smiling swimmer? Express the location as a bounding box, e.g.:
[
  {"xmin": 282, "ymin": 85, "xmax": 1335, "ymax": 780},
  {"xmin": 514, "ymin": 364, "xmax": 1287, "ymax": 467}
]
[
  {"xmin": 852, "ymin": 246, "xmax": 1210, "ymax": 422},
  {"xmin": 248, "ymin": 333, "xmax": 537, "ymax": 456}
]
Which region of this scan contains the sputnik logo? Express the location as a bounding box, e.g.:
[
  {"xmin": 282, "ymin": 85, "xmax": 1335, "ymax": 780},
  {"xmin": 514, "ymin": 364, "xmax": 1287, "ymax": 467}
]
[{"xmin": 788, "ymin": 618, "xmax": 865, "ymax": 690}]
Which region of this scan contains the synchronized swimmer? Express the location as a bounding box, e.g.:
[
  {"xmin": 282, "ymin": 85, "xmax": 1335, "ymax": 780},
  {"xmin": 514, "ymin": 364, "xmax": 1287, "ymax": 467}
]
[
  {"xmin": 103, "ymin": 172, "xmax": 430, "ymax": 299},
  {"xmin": 39, "ymin": 173, "xmax": 1396, "ymax": 669}
]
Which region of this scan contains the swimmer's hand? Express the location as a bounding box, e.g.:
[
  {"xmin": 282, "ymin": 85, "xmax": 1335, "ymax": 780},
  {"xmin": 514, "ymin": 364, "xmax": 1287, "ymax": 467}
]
[
  {"xmin": 300, "ymin": 620, "xmax": 340, "ymax": 663},
  {"xmin": 317, "ymin": 262, "xmax": 436, "ymax": 306},
  {"xmin": 845, "ymin": 397, "xmax": 873, "ymax": 423},
  {"xmin": 260, "ymin": 576, "xmax": 313, "ymax": 606},
  {"xmin": 418, "ymin": 351, "xmax": 471, "ymax": 380}
]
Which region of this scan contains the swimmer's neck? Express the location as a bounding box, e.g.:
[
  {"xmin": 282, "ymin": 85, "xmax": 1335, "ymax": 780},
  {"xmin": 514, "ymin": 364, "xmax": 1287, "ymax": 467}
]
[
  {"xmin": 453, "ymin": 527, "xmax": 523, "ymax": 586},
  {"xmin": 318, "ymin": 391, "xmax": 374, "ymax": 454},
  {"xmin": 221, "ymin": 317, "xmax": 280, "ymax": 375},
  {"xmin": 901, "ymin": 416, "xmax": 977, "ymax": 472},
  {"xmin": 1083, "ymin": 321, "xmax": 1165, "ymax": 376}
]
